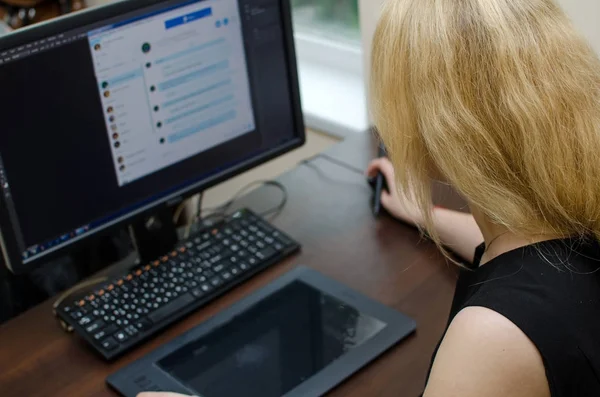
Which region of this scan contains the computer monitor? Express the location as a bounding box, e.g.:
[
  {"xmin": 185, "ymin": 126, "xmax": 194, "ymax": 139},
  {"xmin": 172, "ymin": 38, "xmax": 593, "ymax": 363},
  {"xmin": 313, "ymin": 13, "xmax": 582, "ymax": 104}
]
[{"xmin": 0, "ymin": 0, "xmax": 305, "ymax": 274}]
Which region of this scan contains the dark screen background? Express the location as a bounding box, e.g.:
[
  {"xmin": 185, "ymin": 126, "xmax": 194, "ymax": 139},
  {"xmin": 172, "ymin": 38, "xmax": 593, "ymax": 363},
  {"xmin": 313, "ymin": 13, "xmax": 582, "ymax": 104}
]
[
  {"xmin": 158, "ymin": 282, "xmax": 387, "ymax": 397},
  {"xmin": 0, "ymin": 0, "xmax": 298, "ymax": 248}
]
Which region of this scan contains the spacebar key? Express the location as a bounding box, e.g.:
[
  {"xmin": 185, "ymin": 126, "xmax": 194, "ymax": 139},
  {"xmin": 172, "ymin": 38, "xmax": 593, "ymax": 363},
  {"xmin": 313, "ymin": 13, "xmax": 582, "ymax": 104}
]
[{"xmin": 149, "ymin": 293, "xmax": 195, "ymax": 323}]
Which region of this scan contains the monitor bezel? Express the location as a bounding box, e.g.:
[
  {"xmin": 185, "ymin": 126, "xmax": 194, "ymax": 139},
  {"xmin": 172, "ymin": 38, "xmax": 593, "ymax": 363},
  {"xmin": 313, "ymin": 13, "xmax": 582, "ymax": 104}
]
[{"xmin": 0, "ymin": 0, "xmax": 306, "ymax": 274}]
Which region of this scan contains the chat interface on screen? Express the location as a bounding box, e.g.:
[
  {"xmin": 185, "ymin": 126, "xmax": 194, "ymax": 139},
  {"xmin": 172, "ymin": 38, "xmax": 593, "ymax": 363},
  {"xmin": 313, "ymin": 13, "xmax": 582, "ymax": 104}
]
[{"xmin": 89, "ymin": 0, "xmax": 255, "ymax": 186}]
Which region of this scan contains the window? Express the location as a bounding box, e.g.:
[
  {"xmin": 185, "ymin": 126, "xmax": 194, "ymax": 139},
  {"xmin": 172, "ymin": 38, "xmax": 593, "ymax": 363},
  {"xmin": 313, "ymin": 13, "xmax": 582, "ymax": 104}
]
[
  {"xmin": 291, "ymin": 0, "xmax": 360, "ymax": 45},
  {"xmin": 291, "ymin": 0, "xmax": 367, "ymax": 137}
]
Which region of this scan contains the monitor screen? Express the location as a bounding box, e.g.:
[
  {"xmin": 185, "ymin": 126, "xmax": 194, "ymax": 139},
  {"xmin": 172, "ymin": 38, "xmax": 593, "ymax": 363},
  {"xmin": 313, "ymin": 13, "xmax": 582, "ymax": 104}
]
[
  {"xmin": 0, "ymin": 0, "xmax": 303, "ymax": 270},
  {"xmin": 157, "ymin": 281, "xmax": 387, "ymax": 397}
]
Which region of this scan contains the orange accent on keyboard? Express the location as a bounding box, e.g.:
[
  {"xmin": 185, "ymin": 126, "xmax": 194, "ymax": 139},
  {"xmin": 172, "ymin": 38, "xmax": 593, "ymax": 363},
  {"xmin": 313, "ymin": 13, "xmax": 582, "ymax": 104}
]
[
  {"xmin": 145, "ymin": 265, "xmax": 151, "ymax": 271},
  {"xmin": 135, "ymin": 270, "xmax": 142, "ymax": 276},
  {"xmin": 98, "ymin": 290, "xmax": 105, "ymax": 296},
  {"xmin": 78, "ymin": 300, "xmax": 85, "ymax": 307},
  {"xmin": 117, "ymin": 280, "xmax": 124, "ymax": 286},
  {"xmin": 161, "ymin": 256, "xmax": 169, "ymax": 262},
  {"xmin": 179, "ymin": 247, "xmax": 186, "ymax": 253},
  {"xmin": 126, "ymin": 274, "xmax": 133, "ymax": 281},
  {"xmin": 170, "ymin": 251, "xmax": 177, "ymax": 257},
  {"xmin": 107, "ymin": 284, "xmax": 114, "ymax": 291},
  {"xmin": 88, "ymin": 295, "xmax": 95, "ymax": 301},
  {"xmin": 212, "ymin": 229, "xmax": 218, "ymax": 235}
]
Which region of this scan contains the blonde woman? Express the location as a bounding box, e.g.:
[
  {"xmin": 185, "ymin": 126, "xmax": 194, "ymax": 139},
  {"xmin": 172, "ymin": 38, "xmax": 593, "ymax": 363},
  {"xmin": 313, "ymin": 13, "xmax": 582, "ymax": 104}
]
[{"xmin": 367, "ymin": 0, "xmax": 600, "ymax": 396}]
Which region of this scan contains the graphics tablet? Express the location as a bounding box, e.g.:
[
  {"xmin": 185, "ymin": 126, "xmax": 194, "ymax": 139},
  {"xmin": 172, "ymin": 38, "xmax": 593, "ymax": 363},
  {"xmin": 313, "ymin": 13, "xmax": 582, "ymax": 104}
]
[{"xmin": 107, "ymin": 266, "xmax": 416, "ymax": 397}]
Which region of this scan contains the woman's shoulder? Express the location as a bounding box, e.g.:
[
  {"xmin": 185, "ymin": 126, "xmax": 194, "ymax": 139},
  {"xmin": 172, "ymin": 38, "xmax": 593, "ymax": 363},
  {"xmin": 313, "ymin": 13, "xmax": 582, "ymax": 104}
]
[{"xmin": 425, "ymin": 306, "xmax": 550, "ymax": 397}]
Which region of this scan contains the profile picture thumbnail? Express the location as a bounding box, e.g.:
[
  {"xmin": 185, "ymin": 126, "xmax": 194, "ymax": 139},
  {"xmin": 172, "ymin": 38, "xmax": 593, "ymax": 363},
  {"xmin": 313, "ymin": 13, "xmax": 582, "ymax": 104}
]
[
  {"xmin": 112, "ymin": 132, "xmax": 119, "ymax": 140},
  {"xmin": 114, "ymin": 141, "xmax": 121, "ymax": 149},
  {"xmin": 102, "ymin": 81, "xmax": 109, "ymax": 89},
  {"xmin": 141, "ymin": 42, "xmax": 151, "ymax": 54},
  {"xmin": 94, "ymin": 43, "xmax": 101, "ymax": 51},
  {"xmin": 109, "ymin": 115, "xmax": 115, "ymax": 123},
  {"xmin": 146, "ymin": 62, "xmax": 152, "ymax": 69},
  {"xmin": 103, "ymin": 91, "xmax": 110, "ymax": 98},
  {"xmin": 156, "ymin": 121, "xmax": 162, "ymax": 129},
  {"xmin": 107, "ymin": 106, "xmax": 114, "ymax": 114},
  {"xmin": 118, "ymin": 156, "xmax": 124, "ymax": 164},
  {"xmin": 150, "ymin": 85, "xmax": 156, "ymax": 93},
  {"xmin": 111, "ymin": 124, "xmax": 118, "ymax": 132},
  {"xmin": 119, "ymin": 165, "xmax": 126, "ymax": 172}
]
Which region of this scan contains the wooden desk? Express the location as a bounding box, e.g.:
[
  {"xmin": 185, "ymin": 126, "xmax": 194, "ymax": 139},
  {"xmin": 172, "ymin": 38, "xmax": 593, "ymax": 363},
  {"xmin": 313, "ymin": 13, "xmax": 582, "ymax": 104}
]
[{"xmin": 0, "ymin": 134, "xmax": 463, "ymax": 397}]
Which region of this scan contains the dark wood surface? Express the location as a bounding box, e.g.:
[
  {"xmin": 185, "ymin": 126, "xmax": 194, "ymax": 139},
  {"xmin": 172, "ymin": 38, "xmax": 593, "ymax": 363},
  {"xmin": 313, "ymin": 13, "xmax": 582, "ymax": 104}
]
[{"xmin": 0, "ymin": 134, "xmax": 464, "ymax": 397}]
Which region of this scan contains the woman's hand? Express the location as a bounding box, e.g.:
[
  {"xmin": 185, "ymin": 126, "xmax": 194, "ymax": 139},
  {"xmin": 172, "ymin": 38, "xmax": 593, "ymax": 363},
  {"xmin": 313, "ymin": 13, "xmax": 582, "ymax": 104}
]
[{"xmin": 366, "ymin": 158, "xmax": 424, "ymax": 227}]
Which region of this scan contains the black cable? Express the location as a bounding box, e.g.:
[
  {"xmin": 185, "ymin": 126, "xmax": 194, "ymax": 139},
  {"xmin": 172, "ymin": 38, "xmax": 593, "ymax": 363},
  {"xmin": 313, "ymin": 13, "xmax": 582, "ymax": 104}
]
[
  {"xmin": 303, "ymin": 153, "xmax": 366, "ymax": 176},
  {"xmin": 300, "ymin": 160, "xmax": 371, "ymax": 192},
  {"xmin": 201, "ymin": 180, "xmax": 288, "ymax": 221}
]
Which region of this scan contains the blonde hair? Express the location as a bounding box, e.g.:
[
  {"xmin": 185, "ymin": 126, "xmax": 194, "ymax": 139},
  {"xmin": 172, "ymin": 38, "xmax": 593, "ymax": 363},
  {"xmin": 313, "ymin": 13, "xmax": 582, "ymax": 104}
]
[{"xmin": 371, "ymin": 0, "xmax": 600, "ymax": 252}]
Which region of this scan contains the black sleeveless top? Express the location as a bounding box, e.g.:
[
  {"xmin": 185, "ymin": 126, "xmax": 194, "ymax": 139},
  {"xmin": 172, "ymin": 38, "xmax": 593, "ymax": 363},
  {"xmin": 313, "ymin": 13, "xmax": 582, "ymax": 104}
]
[{"xmin": 427, "ymin": 238, "xmax": 600, "ymax": 396}]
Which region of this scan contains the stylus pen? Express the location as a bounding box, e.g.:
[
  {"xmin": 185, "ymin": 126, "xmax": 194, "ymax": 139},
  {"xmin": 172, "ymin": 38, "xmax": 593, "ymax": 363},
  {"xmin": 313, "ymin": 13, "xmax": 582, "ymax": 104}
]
[{"xmin": 373, "ymin": 144, "xmax": 387, "ymax": 216}]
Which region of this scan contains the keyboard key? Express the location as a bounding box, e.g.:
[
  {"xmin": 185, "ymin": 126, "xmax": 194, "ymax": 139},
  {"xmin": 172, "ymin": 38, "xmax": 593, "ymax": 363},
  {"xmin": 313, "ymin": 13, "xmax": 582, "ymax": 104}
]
[
  {"xmin": 231, "ymin": 266, "xmax": 240, "ymax": 276},
  {"xmin": 101, "ymin": 337, "xmax": 119, "ymax": 351},
  {"xmin": 213, "ymin": 264, "xmax": 225, "ymax": 273},
  {"xmin": 148, "ymin": 293, "xmax": 195, "ymax": 323},
  {"xmin": 115, "ymin": 331, "xmax": 128, "ymax": 343},
  {"xmin": 200, "ymin": 283, "xmax": 212, "ymax": 293},
  {"xmin": 125, "ymin": 325, "xmax": 138, "ymax": 337},
  {"xmin": 256, "ymin": 247, "xmax": 277, "ymax": 260},
  {"xmin": 210, "ymin": 276, "xmax": 223, "ymax": 287},
  {"xmin": 79, "ymin": 315, "xmax": 94, "ymax": 326},
  {"xmin": 135, "ymin": 318, "xmax": 153, "ymax": 331},
  {"xmin": 240, "ymin": 263, "xmax": 249, "ymax": 271},
  {"xmin": 95, "ymin": 323, "xmax": 117, "ymax": 340},
  {"xmin": 191, "ymin": 288, "xmax": 204, "ymax": 299},
  {"xmin": 85, "ymin": 320, "xmax": 105, "ymax": 334},
  {"xmin": 185, "ymin": 280, "xmax": 198, "ymax": 288}
]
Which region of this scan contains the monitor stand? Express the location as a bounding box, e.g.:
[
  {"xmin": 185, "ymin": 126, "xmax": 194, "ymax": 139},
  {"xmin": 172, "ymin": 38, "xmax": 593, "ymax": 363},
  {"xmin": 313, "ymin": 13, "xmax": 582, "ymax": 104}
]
[{"xmin": 131, "ymin": 206, "xmax": 178, "ymax": 265}]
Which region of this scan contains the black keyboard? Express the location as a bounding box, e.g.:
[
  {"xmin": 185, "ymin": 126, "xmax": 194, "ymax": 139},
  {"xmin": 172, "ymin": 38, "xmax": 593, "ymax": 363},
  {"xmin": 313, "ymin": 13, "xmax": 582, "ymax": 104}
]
[{"xmin": 56, "ymin": 209, "xmax": 300, "ymax": 360}]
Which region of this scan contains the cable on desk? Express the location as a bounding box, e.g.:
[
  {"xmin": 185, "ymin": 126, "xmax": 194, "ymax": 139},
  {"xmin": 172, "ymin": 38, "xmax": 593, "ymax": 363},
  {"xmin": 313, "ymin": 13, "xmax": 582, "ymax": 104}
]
[
  {"xmin": 299, "ymin": 159, "xmax": 371, "ymax": 192},
  {"xmin": 303, "ymin": 153, "xmax": 366, "ymax": 176},
  {"xmin": 189, "ymin": 180, "xmax": 289, "ymax": 229}
]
